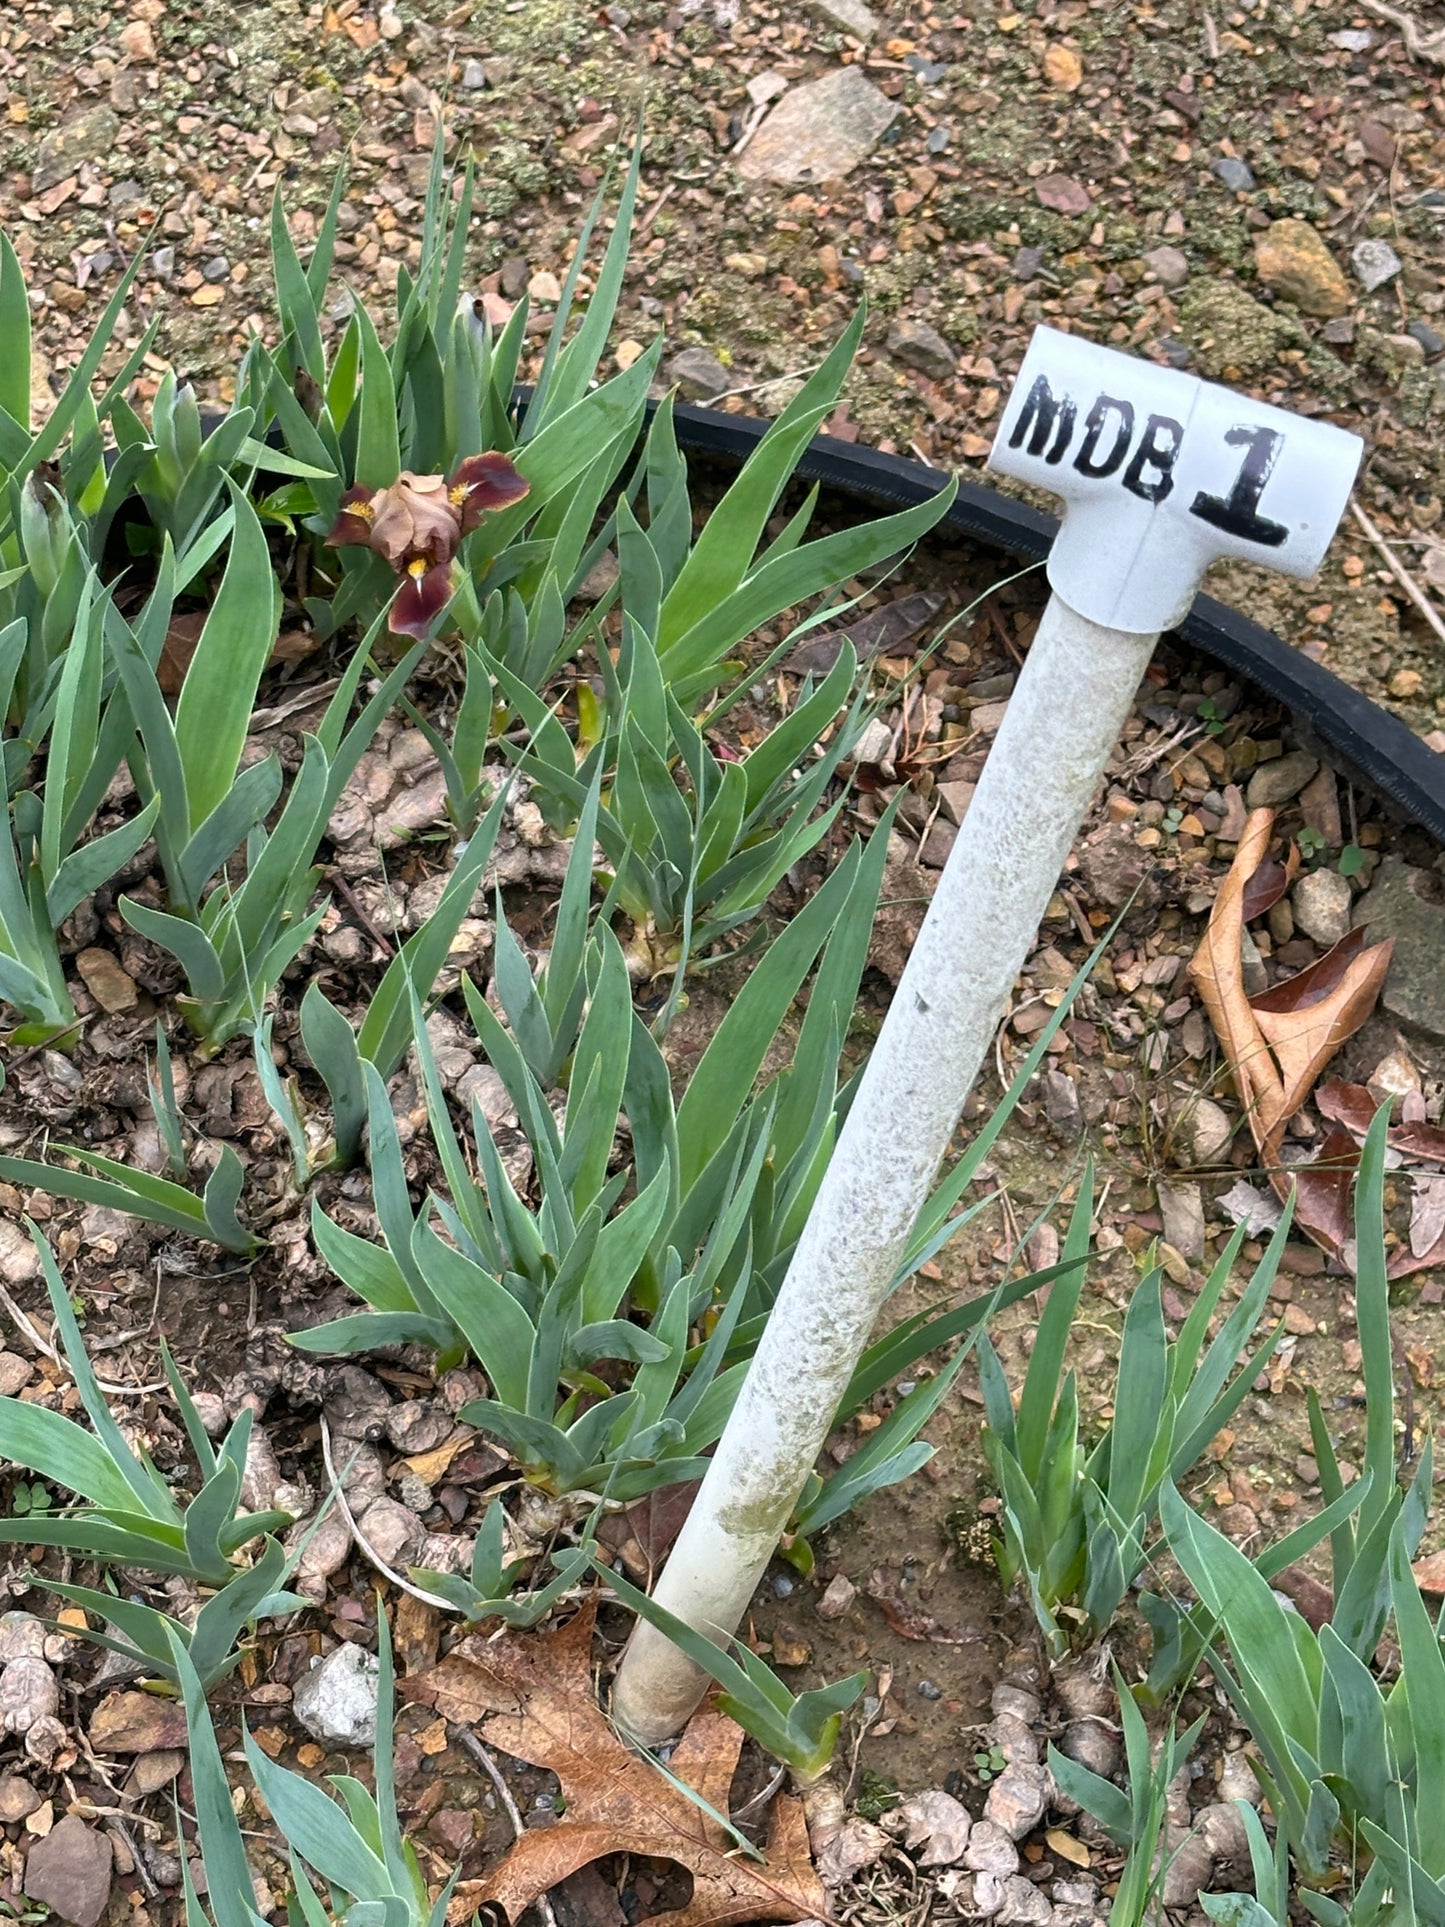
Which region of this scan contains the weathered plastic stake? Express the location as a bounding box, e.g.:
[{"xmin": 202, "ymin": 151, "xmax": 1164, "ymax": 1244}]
[{"xmin": 610, "ymin": 325, "xmax": 1363, "ymax": 1745}]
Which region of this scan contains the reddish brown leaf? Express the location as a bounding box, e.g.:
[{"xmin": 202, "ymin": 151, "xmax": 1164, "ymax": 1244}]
[
  {"xmin": 1392, "ymin": 1119, "xmax": 1445, "ymax": 1165},
  {"xmin": 596, "ymin": 1481, "xmax": 701, "ymax": 1579},
  {"xmin": 1241, "ymin": 846, "xmax": 1297, "ymax": 922},
  {"xmin": 1290, "ymin": 1129, "xmax": 1360, "ymax": 1258},
  {"xmin": 403, "ymin": 1600, "xmax": 825, "ymax": 1927},
  {"xmin": 157, "ymin": 610, "xmax": 206, "ymax": 698},
  {"xmin": 1315, "ymin": 1079, "xmax": 1376, "ymax": 1139}
]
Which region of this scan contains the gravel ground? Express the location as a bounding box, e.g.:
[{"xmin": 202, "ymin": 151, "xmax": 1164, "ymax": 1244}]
[{"xmin": 4, "ymin": 0, "xmax": 1445, "ymax": 727}]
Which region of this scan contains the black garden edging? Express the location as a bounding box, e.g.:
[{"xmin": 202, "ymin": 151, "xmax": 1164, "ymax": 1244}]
[
  {"xmin": 665, "ymin": 398, "xmax": 1445, "ymax": 848},
  {"xmin": 169, "ymin": 396, "xmax": 1445, "ymax": 843}
]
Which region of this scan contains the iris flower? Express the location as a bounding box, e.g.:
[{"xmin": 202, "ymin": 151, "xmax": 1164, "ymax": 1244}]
[{"xmin": 324, "ymin": 453, "xmax": 530, "ymax": 638}]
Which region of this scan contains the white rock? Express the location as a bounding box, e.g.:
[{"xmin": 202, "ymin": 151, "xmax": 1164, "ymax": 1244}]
[
  {"xmin": 292, "ymin": 1644, "xmax": 380, "ymax": 1749},
  {"xmin": 1292, "ymin": 867, "xmax": 1353, "ymax": 948},
  {"xmin": 1177, "ymin": 1096, "xmax": 1233, "ymax": 1165},
  {"xmin": 808, "ymin": 0, "xmax": 877, "ymax": 34},
  {"xmin": 1352, "ymin": 237, "xmax": 1401, "ymax": 291},
  {"xmin": 1157, "ymin": 1180, "xmax": 1206, "ymax": 1261},
  {"xmin": 1367, "ymin": 1049, "xmax": 1421, "ymax": 1110}
]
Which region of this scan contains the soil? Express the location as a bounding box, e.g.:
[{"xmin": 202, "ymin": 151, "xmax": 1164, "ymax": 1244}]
[
  {"xmin": 3, "ymin": 494, "xmax": 1443, "ymax": 1917},
  {"xmin": 2, "ymin": 2, "xmax": 1445, "ymax": 1920},
  {"xmin": 3, "ymin": 0, "xmax": 1445, "ymax": 724}
]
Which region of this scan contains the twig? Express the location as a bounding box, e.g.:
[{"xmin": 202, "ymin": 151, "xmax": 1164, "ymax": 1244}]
[
  {"xmin": 728, "ymin": 100, "xmax": 770, "ymax": 158},
  {"xmin": 454, "ymin": 1727, "xmax": 561, "ymax": 1927},
  {"xmin": 323, "ymin": 868, "xmax": 398, "ymax": 959},
  {"xmin": 705, "ymin": 361, "xmax": 828, "ymax": 407},
  {"xmin": 1350, "ymin": 501, "xmax": 1445, "ymax": 649},
  {"xmin": 1356, "ymin": 0, "xmax": 1445, "ymax": 62},
  {"xmin": 0, "ymin": 1281, "xmax": 167, "ymax": 1397},
  {"xmin": 105, "ymin": 1818, "xmax": 162, "ymax": 1899},
  {"xmin": 318, "ymin": 1414, "xmax": 455, "ymax": 1609},
  {"xmin": 636, "ymin": 181, "xmax": 675, "ymax": 233}
]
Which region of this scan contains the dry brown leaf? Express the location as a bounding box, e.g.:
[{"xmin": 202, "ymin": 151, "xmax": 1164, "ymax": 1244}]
[
  {"xmin": 1189, "ymin": 809, "xmax": 1393, "ymax": 1260},
  {"xmin": 1318, "ymin": 1079, "xmax": 1445, "ymax": 1166},
  {"xmin": 1289, "ymin": 1129, "xmax": 1359, "ymax": 1259},
  {"xmin": 1251, "ymin": 929, "xmax": 1393, "ymax": 1139},
  {"xmin": 1310, "ymin": 1084, "xmax": 1445, "ymax": 1276},
  {"xmin": 402, "ymin": 1600, "xmax": 826, "ymax": 1927},
  {"xmin": 1190, "ymin": 811, "xmax": 1286, "ymax": 1145}
]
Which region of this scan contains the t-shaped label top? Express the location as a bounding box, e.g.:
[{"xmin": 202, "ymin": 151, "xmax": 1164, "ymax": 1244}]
[{"xmin": 988, "ymin": 326, "xmax": 1364, "ymax": 636}]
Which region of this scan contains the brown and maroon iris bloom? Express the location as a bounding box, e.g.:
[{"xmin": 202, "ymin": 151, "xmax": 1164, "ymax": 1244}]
[{"xmin": 325, "ymin": 452, "xmax": 530, "ymax": 638}]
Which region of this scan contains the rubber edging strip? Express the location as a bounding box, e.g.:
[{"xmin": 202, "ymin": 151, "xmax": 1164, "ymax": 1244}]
[{"xmin": 663, "ymin": 397, "xmax": 1445, "ymax": 847}]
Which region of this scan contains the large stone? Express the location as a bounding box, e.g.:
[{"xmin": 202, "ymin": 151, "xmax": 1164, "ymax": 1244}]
[
  {"xmin": 22, "ymin": 1817, "xmax": 113, "ymax": 1927},
  {"xmin": 1354, "ymin": 858, "xmax": 1445, "ymax": 1043},
  {"xmin": 1244, "ymin": 749, "xmax": 1318, "ymax": 809},
  {"xmin": 32, "ymin": 107, "xmax": 120, "ymax": 194},
  {"xmin": 1157, "ymin": 1180, "xmax": 1206, "ymax": 1260},
  {"xmin": 1253, "ymin": 220, "xmax": 1351, "ymax": 317},
  {"xmin": 1177, "ymin": 1096, "xmax": 1233, "ymax": 1166},
  {"xmin": 886, "ymin": 316, "xmax": 956, "ymax": 379},
  {"xmin": 666, "ymin": 346, "xmax": 732, "ymax": 399},
  {"xmin": 292, "ymin": 1643, "xmax": 380, "ymax": 1749},
  {"xmin": 1292, "ymin": 867, "xmax": 1353, "ymax": 948},
  {"xmin": 736, "ymin": 66, "xmax": 898, "ymax": 184}
]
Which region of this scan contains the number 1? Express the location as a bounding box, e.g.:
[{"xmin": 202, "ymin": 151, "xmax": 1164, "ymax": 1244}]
[{"xmin": 1190, "ymin": 425, "xmax": 1288, "ymax": 548}]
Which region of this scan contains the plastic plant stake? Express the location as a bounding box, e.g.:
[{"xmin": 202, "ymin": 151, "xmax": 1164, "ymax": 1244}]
[{"xmin": 610, "ymin": 325, "xmax": 1364, "ymax": 1746}]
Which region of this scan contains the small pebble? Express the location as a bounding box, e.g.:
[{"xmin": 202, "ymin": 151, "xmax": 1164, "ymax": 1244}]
[
  {"xmin": 1212, "ymin": 157, "xmax": 1255, "ymax": 191},
  {"xmin": 1352, "ymin": 237, "xmax": 1401, "ymax": 292},
  {"xmin": 917, "ymin": 1678, "xmax": 943, "ymax": 1700},
  {"xmin": 201, "ymin": 255, "xmax": 230, "ymax": 283},
  {"xmin": 926, "ymin": 125, "xmax": 951, "ymax": 152}
]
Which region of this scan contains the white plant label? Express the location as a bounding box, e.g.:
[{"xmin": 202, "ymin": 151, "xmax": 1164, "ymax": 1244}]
[{"xmin": 989, "ymin": 326, "xmax": 1364, "ymax": 635}]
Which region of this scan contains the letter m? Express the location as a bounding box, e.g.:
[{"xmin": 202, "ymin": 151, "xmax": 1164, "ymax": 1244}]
[{"xmin": 1007, "ymin": 374, "xmax": 1076, "ymax": 465}]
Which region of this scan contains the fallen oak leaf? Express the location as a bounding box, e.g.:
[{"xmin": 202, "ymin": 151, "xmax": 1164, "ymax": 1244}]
[
  {"xmin": 1190, "ymin": 809, "xmax": 1393, "ymax": 1261},
  {"xmin": 402, "ymin": 1598, "xmax": 826, "ymax": 1927},
  {"xmin": 1190, "ymin": 810, "xmax": 1288, "ymax": 1150},
  {"xmin": 1250, "ymin": 928, "xmax": 1393, "ymax": 1148},
  {"xmin": 1317, "ymin": 1079, "xmax": 1445, "ymax": 1165},
  {"xmin": 1289, "ymin": 1129, "xmax": 1359, "ymax": 1260}
]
